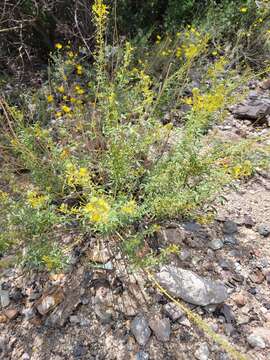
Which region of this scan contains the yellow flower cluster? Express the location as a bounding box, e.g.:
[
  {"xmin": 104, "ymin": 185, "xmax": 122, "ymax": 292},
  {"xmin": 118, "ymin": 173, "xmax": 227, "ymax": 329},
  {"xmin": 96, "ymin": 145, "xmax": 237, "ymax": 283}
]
[
  {"xmin": 27, "ymin": 190, "xmax": 48, "ymax": 208},
  {"xmin": 92, "ymin": 0, "xmax": 109, "ymax": 22},
  {"xmin": 65, "ymin": 163, "xmax": 91, "ymax": 187},
  {"xmin": 83, "ymin": 197, "xmax": 110, "ymax": 223},
  {"xmin": 185, "ymin": 85, "xmax": 226, "ymax": 113},
  {"xmin": 121, "ymin": 200, "xmax": 137, "ymax": 215},
  {"xmin": 231, "ymin": 160, "xmax": 253, "ymax": 179},
  {"xmin": 0, "ymin": 190, "xmax": 9, "ymax": 204}
]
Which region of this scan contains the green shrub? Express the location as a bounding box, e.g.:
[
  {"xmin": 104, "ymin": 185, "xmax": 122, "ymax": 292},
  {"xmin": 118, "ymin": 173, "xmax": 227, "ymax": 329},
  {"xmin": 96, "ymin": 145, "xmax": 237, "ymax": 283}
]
[{"xmin": 0, "ymin": 0, "xmax": 269, "ymax": 270}]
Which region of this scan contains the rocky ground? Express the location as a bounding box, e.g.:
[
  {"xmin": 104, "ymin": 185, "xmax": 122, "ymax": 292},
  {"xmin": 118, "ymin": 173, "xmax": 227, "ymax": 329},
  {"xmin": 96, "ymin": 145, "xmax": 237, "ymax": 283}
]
[{"xmin": 0, "ymin": 80, "xmax": 270, "ymax": 360}]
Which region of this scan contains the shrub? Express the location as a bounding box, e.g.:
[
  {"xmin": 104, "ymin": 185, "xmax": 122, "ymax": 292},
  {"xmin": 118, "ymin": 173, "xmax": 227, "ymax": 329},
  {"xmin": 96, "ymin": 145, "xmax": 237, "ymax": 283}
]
[{"xmin": 0, "ymin": 0, "xmax": 269, "ymax": 270}]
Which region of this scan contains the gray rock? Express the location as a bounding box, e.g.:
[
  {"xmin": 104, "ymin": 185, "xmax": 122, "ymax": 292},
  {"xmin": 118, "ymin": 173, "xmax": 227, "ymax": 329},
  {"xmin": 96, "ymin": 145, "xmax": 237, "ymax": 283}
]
[
  {"xmin": 22, "ymin": 307, "xmax": 36, "ymax": 320},
  {"xmin": 247, "ymin": 334, "xmax": 266, "ymax": 349},
  {"xmin": 21, "ymin": 353, "xmax": 30, "ymax": 360},
  {"xmin": 149, "ymin": 317, "xmax": 171, "ymax": 342},
  {"xmin": 232, "ymin": 98, "xmax": 270, "ymax": 121},
  {"xmin": 223, "ymin": 220, "xmax": 238, "ymax": 235},
  {"xmin": 179, "ymin": 248, "xmax": 191, "ymax": 261},
  {"xmin": 69, "ymin": 315, "xmax": 80, "ymax": 324},
  {"xmin": 164, "ymin": 302, "xmax": 184, "ymax": 321},
  {"xmin": 224, "ymin": 235, "xmax": 237, "ymax": 245},
  {"xmin": 136, "ymin": 351, "xmax": 149, "ymax": 360},
  {"xmin": 0, "ymin": 290, "xmax": 10, "ymax": 308},
  {"xmin": 218, "ymin": 354, "xmax": 230, "ymax": 360},
  {"xmin": 156, "ymin": 266, "xmax": 228, "ymax": 306},
  {"xmin": 257, "ymin": 224, "xmax": 270, "ymax": 237},
  {"xmin": 131, "ymin": 315, "xmax": 151, "ymax": 346},
  {"xmin": 208, "ymin": 239, "xmax": 223, "ymax": 250},
  {"xmin": 195, "ymin": 343, "xmax": 210, "ymax": 360}
]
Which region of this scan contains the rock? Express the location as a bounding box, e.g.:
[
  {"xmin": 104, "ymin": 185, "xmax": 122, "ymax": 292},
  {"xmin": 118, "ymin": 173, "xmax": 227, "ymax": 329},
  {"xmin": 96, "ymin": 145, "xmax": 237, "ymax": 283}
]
[
  {"xmin": 179, "ymin": 248, "xmax": 191, "ymax": 261},
  {"xmin": 223, "ymin": 235, "xmax": 237, "ymax": 245},
  {"xmin": 249, "ymin": 269, "xmax": 265, "ymax": 284},
  {"xmin": 194, "ymin": 343, "xmax": 210, "ymax": 360},
  {"xmin": 22, "ymin": 353, "xmax": 30, "ymax": 360},
  {"xmin": 233, "ymin": 292, "xmax": 247, "ymax": 307},
  {"xmin": 69, "ymin": 315, "xmax": 80, "ymax": 324},
  {"xmin": 0, "ymin": 289, "xmax": 10, "ymax": 308},
  {"xmin": 208, "ymin": 239, "xmax": 223, "ymax": 251},
  {"xmin": 87, "ymin": 246, "xmax": 110, "ymax": 263},
  {"xmin": 149, "ymin": 317, "xmax": 171, "ymax": 342},
  {"xmin": 223, "ymin": 220, "xmax": 238, "ymax": 235},
  {"xmin": 135, "ymin": 351, "xmax": 149, "ymax": 360},
  {"xmin": 73, "ymin": 343, "xmax": 87, "ymax": 358},
  {"xmin": 94, "ymin": 303, "xmax": 113, "ymax": 324},
  {"xmin": 257, "ymin": 224, "xmax": 270, "ymax": 237},
  {"xmin": 22, "ymin": 307, "xmax": 36, "ymax": 320},
  {"xmin": 237, "ymin": 315, "xmax": 250, "ymax": 325},
  {"xmin": 218, "ymin": 259, "xmax": 233, "ymax": 270},
  {"xmin": 243, "ymin": 215, "xmax": 255, "ymax": 228},
  {"xmin": 0, "ymin": 313, "xmax": 7, "ymax": 323},
  {"xmin": 130, "ymin": 315, "xmax": 151, "ymax": 346},
  {"xmin": 183, "ymin": 222, "xmax": 202, "ymax": 232},
  {"xmin": 156, "ymin": 266, "xmax": 228, "ymax": 306},
  {"xmin": 36, "ymin": 288, "xmax": 64, "ymax": 316},
  {"xmin": 232, "ymin": 98, "xmax": 270, "ymax": 121},
  {"xmin": 247, "ymin": 334, "xmax": 266, "ymax": 349},
  {"xmin": 164, "ymin": 302, "xmax": 184, "ymax": 321},
  {"xmin": 46, "ymin": 287, "xmax": 81, "ymax": 327},
  {"xmin": 247, "ymin": 327, "xmax": 270, "ymax": 348},
  {"xmin": 224, "ymin": 323, "xmax": 235, "ymax": 336},
  {"xmin": 117, "ymin": 291, "xmax": 138, "ymax": 317},
  {"xmin": 178, "ymin": 317, "xmax": 191, "ymax": 327},
  {"xmin": 259, "ymin": 78, "xmax": 270, "ymax": 90},
  {"xmin": 4, "ymin": 308, "xmax": 19, "ymax": 320}
]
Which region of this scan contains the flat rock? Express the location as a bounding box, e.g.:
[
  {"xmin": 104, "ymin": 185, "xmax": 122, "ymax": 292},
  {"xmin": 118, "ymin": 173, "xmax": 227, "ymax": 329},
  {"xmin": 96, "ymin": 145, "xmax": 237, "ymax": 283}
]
[
  {"xmin": 232, "ymin": 97, "xmax": 270, "ymax": 121},
  {"xmin": 149, "ymin": 317, "xmax": 171, "ymax": 342},
  {"xmin": 0, "ymin": 290, "xmax": 10, "ymax": 308},
  {"xmin": 87, "ymin": 246, "xmax": 110, "ymax": 263},
  {"xmin": 247, "ymin": 327, "xmax": 270, "ymax": 348},
  {"xmin": 247, "ymin": 334, "xmax": 266, "ymax": 349},
  {"xmin": 195, "ymin": 342, "xmax": 210, "ymax": 360},
  {"xmin": 46, "ymin": 287, "xmax": 81, "ymax": 327},
  {"xmin": 208, "ymin": 239, "xmax": 223, "ymax": 250},
  {"xmin": 4, "ymin": 308, "xmax": 19, "ymax": 320},
  {"xmin": 223, "ymin": 220, "xmax": 238, "ymax": 235},
  {"xmin": 130, "ymin": 315, "xmax": 151, "ymax": 346},
  {"xmin": 156, "ymin": 266, "xmax": 228, "ymax": 306},
  {"xmin": 36, "ymin": 288, "xmax": 64, "ymax": 316},
  {"xmin": 164, "ymin": 302, "xmax": 184, "ymax": 321}
]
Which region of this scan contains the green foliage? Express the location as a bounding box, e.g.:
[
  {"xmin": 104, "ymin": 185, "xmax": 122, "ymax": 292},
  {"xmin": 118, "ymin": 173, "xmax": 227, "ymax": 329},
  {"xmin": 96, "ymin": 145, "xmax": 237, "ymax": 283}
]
[{"xmin": 0, "ymin": 0, "xmax": 269, "ymax": 270}]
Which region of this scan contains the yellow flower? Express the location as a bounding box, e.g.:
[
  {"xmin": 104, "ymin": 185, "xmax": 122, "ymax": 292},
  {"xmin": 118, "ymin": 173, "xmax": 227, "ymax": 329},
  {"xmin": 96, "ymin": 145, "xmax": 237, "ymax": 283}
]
[
  {"xmin": 212, "ymin": 50, "xmax": 218, "ymax": 56},
  {"xmin": 75, "ymin": 85, "xmax": 85, "ymax": 95},
  {"xmin": 27, "ymin": 190, "xmax": 48, "ymax": 208},
  {"xmin": 65, "ymin": 163, "xmax": 91, "ymax": 187},
  {"xmin": 56, "ymin": 112, "xmax": 62, "ymax": 118},
  {"xmin": 240, "ymin": 7, "xmax": 248, "ymax": 13},
  {"xmin": 83, "ymin": 197, "xmax": 110, "ymax": 223},
  {"xmin": 57, "ymin": 85, "xmax": 65, "ymax": 94},
  {"xmin": 47, "ymin": 94, "xmax": 54, "ymax": 103},
  {"xmin": 76, "ymin": 65, "xmax": 83, "ymax": 75},
  {"xmin": 55, "ymin": 43, "xmax": 63, "ymax": 49},
  {"xmin": 68, "ymin": 51, "xmax": 74, "ymax": 58},
  {"xmin": 62, "ymin": 105, "xmax": 71, "ymax": 113},
  {"xmin": 121, "ymin": 200, "xmax": 137, "ymax": 215},
  {"xmin": 70, "ymin": 97, "xmax": 76, "ymax": 103},
  {"xmin": 60, "ymin": 148, "xmax": 70, "ymax": 159},
  {"xmin": 176, "ymin": 47, "xmax": 182, "ymax": 58}
]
